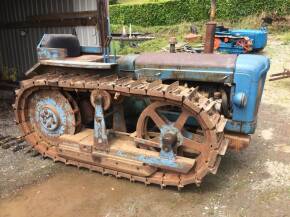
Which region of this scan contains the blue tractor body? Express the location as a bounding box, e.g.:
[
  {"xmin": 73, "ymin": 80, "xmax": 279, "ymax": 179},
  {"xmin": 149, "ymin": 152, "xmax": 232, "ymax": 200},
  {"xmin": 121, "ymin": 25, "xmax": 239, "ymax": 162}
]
[
  {"xmin": 227, "ymin": 54, "xmax": 269, "ymax": 133},
  {"xmin": 215, "ymin": 26, "xmax": 268, "ymax": 54}
]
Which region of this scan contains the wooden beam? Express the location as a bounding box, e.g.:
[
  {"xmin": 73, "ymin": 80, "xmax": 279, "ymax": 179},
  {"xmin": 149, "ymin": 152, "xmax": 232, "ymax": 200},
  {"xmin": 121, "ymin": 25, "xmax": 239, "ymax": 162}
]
[{"xmin": 0, "ymin": 10, "xmax": 98, "ymax": 29}]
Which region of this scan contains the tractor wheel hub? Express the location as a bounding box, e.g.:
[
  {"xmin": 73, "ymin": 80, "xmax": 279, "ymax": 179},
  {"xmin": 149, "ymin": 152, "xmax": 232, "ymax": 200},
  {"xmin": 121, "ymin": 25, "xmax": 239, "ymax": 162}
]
[{"xmin": 39, "ymin": 106, "xmax": 60, "ymax": 131}]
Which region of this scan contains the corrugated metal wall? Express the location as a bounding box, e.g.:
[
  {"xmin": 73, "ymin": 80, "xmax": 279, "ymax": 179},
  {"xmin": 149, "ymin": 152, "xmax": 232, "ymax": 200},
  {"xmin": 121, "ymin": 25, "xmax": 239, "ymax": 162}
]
[
  {"xmin": 0, "ymin": 0, "xmax": 98, "ymax": 80},
  {"xmin": 73, "ymin": 0, "xmax": 99, "ymax": 47}
]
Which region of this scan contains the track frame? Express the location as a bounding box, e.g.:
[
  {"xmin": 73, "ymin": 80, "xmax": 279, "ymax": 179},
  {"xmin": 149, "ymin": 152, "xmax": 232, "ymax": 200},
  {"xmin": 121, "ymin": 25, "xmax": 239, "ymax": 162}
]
[{"xmin": 14, "ymin": 69, "xmax": 228, "ymax": 189}]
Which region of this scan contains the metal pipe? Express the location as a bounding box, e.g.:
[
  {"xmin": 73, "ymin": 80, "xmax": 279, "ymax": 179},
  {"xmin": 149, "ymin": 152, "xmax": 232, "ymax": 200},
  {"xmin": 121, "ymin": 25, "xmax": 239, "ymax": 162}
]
[
  {"xmin": 169, "ymin": 37, "xmax": 177, "ymax": 53},
  {"xmin": 225, "ymin": 133, "xmax": 251, "ymax": 151},
  {"xmin": 204, "ymin": 21, "xmax": 216, "ymax": 54},
  {"xmin": 96, "ymin": 0, "xmax": 111, "ymax": 62}
]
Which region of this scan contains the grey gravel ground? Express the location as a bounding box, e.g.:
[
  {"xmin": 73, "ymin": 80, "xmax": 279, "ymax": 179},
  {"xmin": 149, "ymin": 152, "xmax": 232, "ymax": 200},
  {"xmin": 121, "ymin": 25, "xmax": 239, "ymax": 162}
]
[{"xmin": 0, "ymin": 93, "xmax": 63, "ymax": 199}]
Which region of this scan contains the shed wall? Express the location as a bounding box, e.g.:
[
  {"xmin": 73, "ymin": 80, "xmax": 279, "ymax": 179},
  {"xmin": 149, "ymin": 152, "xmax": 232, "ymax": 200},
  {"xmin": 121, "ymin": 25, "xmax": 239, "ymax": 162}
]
[{"xmin": 0, "ymin": 0, "xmax": 98, "ymax": 80}]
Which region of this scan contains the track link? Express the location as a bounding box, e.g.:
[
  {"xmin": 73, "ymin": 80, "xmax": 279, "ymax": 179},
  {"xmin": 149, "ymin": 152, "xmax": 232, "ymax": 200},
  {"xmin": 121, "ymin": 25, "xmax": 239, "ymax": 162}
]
[{"xmin": 14, "ymin": 70, "xmax": 228, "ymax": 189}]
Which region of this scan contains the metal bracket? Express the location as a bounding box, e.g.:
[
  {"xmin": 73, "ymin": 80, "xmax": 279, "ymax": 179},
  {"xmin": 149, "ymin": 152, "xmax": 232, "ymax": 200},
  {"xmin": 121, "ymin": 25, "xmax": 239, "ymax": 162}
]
[
  {"xmin": 94, "ymin": 96, "xmax": 109, "ymax": 151},
  {"xmin": 159, "ymin": 125, "xmax": 183, "ymax": 161}
]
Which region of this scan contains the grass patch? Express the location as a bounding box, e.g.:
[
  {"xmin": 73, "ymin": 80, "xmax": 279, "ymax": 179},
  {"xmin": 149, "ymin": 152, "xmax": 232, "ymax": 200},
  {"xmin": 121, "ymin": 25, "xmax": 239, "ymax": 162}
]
[
  {"xmin": 117, "ymin": 0, "xmax": 170, "ymax": 5},
  {"xmin": 111, "ymin": 14, "xmax": 290, "ymax": 55},
  {"xmin": 111, "ymin": 22, "xmax": 197, "ymax": 55}
]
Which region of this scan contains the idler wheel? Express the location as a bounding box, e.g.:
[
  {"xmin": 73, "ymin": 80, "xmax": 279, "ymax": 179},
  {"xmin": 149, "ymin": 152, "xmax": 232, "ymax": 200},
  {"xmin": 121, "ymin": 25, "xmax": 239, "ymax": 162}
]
[
  {"xmin": 28, "ymin": 90, "xmax": 80, "ymax": 143},
  {"xmin": 90, "ymin": 90, "xmax": 112, "ymax": 111}
]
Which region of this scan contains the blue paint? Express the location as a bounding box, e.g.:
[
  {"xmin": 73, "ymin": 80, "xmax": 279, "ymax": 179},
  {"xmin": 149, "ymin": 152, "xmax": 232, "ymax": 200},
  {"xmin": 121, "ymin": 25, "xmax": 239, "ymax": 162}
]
[
  {"xmin": 233, "ymin": 92, "xmax": 247, "ymax": 108},
  {"xmin": 37, "ymin": 47, "xmax": 66, "ymax": 60},
  {"xmin": 225, "ymin": 119, "xmax": 257, "ymax": 134},
  {"xmin": 217, "ymin": 42, "xmax": 245, "ymax": 54},
  {"xmin": 81, "ymin": 46, "xmax": 102, "ymax": 54},
  {"xmin": 231, "ymin": 55, "xmax": 270, "ymax": 131},
  {"xmin": 94, "ymin": 98, "xmax": 108, "ymax": 145},
  {"xmin": 137, "ymin": 154, "xmax": 182, "ymax": 169},
  {"xmin": 116, "ymin": 150, "xmax": 182, "ymax": 169}
]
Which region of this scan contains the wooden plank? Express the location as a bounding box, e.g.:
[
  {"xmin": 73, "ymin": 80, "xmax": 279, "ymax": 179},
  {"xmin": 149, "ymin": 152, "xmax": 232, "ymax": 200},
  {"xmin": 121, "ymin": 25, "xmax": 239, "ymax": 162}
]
[
  {"xmin": 0, "ymin": 11, "xmax": 98, "ymax": 29},
  {"xmin": 60, "ymin": 129, "xmax": 93, "ymax": 143},
  {"xmin": 65, "ymin": 55, "xmax": 103, "ymax": 62},
  {"xmin": 0, "ymin": 19, "xmax": 97, "ymax": 29},
  {"xmin": 28, "ymin": 11, "xmax": 98, "ymax": 22},
  {"xmin": 94, "ymin": 152, "xmax": 157, "ymax": 176},
  {"xmin": 58, "ymin": 141, "xmax": 156, "ymax": 177}
]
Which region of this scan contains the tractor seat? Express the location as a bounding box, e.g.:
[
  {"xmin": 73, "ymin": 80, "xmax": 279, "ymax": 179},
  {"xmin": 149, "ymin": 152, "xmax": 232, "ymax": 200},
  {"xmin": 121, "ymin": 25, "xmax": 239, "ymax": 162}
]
[
  {"xmin": 40, "ymin": 34, "xmax": 82, "ymax": 57},
  {"xmin": 39, "ymin": 34, "xmax": 103, "ymax": 62}
]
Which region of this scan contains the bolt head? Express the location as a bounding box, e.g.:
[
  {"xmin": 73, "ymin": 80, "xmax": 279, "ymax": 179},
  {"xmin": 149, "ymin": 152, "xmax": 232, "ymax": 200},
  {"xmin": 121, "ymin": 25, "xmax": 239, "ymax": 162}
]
[{"xmin": 162, "ymin": 132, "xmax": 178, "ymax": 152}]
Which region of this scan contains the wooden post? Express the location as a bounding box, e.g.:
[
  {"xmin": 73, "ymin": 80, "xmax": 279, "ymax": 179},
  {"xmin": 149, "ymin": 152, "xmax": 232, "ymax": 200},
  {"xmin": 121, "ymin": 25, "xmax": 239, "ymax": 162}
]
[
  {"xmin": 96, "ymin": 0, "xmax": 111, "ymax": 62},
  {"xmin": 210, "ymin": 0, "xmax": 217, "ymax": 21}
]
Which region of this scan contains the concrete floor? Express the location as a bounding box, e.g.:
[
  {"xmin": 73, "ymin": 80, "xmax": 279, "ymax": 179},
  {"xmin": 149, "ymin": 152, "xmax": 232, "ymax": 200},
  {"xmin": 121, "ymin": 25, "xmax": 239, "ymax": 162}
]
[{"xmin": 0, "ymin": 36, "xmax": 289, "ymax": 217}]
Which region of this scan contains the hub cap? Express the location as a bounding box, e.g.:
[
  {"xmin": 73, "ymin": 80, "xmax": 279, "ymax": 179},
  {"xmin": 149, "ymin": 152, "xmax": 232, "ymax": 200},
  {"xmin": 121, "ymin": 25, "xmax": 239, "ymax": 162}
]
[
  {"xmin": 28, "ymin": 90, "xmax": 79, "ymax": 141},
  {"xmin": 39, "ymin": 106, "xmax": 60, "ymax": 131}
]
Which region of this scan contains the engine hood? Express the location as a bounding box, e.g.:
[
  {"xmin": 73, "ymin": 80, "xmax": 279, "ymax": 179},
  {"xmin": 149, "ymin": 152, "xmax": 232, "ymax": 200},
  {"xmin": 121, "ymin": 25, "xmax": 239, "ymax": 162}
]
[
  {"xmin": 117, "ymin": 52, "xmax": 269, "ymax": 85},
  {"xmin": 118, "ymin": 52, "xmax": 238, "ymax": 83}
]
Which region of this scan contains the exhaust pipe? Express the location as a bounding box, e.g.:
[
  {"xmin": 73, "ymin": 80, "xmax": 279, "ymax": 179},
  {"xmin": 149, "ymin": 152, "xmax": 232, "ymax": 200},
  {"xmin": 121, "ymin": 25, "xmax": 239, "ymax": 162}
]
[
  {"xmin": 204, "ymin": 0, "xmax": 217, "ymax": 54},
  {"xmin": 204, "ymin": 22, "xmax": 217, "ymax": 54}
]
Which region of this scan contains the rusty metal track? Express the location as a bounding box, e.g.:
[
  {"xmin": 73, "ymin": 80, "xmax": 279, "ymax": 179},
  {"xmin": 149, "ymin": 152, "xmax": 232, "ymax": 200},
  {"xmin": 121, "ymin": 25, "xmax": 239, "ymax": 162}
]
[{"xmin": 14, "ymin": 71, "xmax": 228, "ymax": 189}]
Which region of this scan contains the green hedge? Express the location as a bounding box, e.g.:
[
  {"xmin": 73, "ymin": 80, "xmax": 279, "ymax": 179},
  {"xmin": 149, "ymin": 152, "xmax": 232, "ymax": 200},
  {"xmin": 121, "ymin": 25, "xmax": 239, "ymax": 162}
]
[{"xmin": 110, "ymin": 0, "xmax": 290, "ymax": 26}]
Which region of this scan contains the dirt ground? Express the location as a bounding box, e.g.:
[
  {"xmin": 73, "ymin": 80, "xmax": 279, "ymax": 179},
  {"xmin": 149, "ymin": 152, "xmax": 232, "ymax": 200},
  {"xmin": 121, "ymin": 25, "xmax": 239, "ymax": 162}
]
[{"xmin": 0, "ymin": 36, "xmax": 289, "ymax": 217}]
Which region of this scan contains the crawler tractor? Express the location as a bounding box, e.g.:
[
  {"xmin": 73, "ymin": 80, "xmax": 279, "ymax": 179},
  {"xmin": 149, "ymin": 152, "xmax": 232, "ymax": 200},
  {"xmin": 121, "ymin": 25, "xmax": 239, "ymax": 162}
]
[
  {"xmin": 214, "ymin": 25, "xmax": 268, "ymax": 54},
  {"xmin": 14, "ymin": 0, "xmax": 270, "ymax": 188}
]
